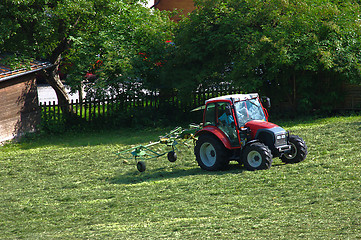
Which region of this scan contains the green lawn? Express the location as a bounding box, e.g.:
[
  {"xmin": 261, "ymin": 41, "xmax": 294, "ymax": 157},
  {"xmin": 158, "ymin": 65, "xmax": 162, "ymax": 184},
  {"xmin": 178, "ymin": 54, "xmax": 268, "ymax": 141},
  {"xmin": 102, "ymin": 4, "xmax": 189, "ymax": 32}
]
[{"xmin": 1, "ymin": 116, "xmax": 360, "ymax": 239}]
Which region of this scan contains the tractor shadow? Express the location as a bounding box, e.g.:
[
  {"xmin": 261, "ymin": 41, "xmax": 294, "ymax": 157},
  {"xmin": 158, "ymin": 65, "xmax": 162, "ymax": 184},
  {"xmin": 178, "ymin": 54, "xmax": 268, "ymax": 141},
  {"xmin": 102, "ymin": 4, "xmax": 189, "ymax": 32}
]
[
  {"xmin": 107, "ymin": 164, "xmax": 241, "ymax": 185},
  {"xmin": 107, "ymin": 162, "xmax": 287, "ymax": 185}
]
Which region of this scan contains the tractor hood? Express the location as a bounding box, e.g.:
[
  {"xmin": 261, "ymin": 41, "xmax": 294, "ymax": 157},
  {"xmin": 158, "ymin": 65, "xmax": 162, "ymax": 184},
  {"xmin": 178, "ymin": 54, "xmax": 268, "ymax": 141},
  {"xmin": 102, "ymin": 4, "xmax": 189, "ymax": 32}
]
[{"xmin": 245, "ymin": 120, "xmax": 286, "ymax": 139}]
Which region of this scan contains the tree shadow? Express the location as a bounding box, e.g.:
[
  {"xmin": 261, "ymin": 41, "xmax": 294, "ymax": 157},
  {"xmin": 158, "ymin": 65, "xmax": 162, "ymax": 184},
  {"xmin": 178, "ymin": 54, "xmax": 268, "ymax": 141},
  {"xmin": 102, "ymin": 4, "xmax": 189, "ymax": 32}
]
[
  {"xmin": 16, "ymin": 127, "xmax": 173, "ymax": 150},
  {"xmin": 348, "ymin": 121, "xmax": 361, "ymax": 130},
  {"xmin": 15, "ymin": 76, "xmax": 40, "ymax": 138}
]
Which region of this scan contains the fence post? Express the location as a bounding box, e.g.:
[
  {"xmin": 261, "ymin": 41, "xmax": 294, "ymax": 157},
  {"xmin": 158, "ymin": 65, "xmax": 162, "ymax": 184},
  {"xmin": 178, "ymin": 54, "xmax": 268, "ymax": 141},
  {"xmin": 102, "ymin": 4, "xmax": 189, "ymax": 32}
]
[{"xmin": 89, "ymin": 100, "xmax": 92, "ymax": 122}]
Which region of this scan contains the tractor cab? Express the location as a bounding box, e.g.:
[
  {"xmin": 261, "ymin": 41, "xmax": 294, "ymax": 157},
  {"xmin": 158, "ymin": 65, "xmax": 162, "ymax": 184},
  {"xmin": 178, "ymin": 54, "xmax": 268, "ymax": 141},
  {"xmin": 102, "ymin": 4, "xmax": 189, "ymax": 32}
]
[
  {"xmin": 202, "ymin": 93, "xmax": 270, "ymax": 148},
  {"xmin": 194, "ymin": 93, "xmax": 308, "ymax": 171}
]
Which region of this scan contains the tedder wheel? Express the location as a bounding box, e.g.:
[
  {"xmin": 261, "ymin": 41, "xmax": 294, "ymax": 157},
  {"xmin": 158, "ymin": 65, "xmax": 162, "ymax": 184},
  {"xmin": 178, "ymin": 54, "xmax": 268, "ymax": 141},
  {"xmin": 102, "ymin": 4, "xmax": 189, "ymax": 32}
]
[
  {"xmin": 242, "ymin": 142, "xmax": 272, "ymax": 171},
  {"xmin": 136, "ymin": 161, "xmax": 146, "ymax": 172},
  {"xmin": 194, "ymin": 134, "xmax": 229, "ymax": 171},
  {"xmin": 281, "ymin": 135, "xmax": 308, "ymax": 164},
  {"xmin": 167, "ymin": 151, "xmax": 177, "ymax": 162}
]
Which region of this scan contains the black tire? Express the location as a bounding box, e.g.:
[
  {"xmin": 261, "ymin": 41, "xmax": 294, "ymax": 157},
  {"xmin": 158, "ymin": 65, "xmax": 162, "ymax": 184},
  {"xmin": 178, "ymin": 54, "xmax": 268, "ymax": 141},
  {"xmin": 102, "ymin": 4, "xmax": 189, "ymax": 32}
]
[
  {"xmin": 280, "ymin": 135, "xmax": 308, "ymax": 164},
  {"xmin": 242, "ymin": 142, "xmax": 272, "ymax": 171},
  {"xmin": 136, "ymin": 161, "xmax": 146, "ymax": 172},
  {"xmin": 194, "ymin": 134, "xmax": 229, "ymax": 171},
  {"xmin": 167, "ymin": 151, "xmax": 177, "ymax": 162}
]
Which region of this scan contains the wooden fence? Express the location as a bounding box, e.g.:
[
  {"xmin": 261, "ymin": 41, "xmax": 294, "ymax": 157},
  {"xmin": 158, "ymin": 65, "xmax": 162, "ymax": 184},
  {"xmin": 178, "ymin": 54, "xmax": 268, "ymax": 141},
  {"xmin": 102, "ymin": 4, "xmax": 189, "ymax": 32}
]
[
  {"xmin": 341, "ymin": 84, "xmax": 361, "ymax": 110},
  {"xmin": 38, "ymin": 83, "xmax": 361, "ymax": 127},
  {"xmin": 39, "ymin": 86, "xmax": 244, "ymax": 125}
]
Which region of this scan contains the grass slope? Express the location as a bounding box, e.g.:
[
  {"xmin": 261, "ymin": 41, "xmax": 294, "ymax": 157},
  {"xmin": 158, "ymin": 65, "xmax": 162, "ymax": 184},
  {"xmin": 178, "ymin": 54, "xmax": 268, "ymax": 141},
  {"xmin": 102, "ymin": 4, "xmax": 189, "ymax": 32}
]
[{"xmin": 0, "ymin": 116, "xmax": 360, "ymax": 239}]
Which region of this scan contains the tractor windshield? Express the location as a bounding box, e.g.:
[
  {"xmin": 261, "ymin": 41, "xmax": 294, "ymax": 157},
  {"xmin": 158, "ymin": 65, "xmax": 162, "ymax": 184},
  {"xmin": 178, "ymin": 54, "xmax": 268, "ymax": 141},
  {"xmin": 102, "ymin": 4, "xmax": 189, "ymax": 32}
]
[{"xmin": 234, "ymin": 98, "xmax": 266, "ymax": 126}]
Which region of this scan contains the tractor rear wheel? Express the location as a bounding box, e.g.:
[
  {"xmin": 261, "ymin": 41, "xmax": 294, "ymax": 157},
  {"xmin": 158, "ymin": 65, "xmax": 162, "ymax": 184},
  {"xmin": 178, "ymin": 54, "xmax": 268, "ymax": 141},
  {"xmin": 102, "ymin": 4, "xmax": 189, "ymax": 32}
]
[
  {"xmin": 194, "ymin": 134, "xmax": 229, "ymax": 171},
  {"xmin": 281, "ymin": 135, "xmax": 308, "ymax": 164},
  {"xmin": 242, "ymin": 142, "xmax": 272, "ymax": 171}
]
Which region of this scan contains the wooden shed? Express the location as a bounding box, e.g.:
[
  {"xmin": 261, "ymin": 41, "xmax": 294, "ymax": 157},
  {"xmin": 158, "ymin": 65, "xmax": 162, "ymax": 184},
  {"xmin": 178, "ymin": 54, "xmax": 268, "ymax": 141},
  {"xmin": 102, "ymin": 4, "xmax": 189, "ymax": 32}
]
[
  {"xmin": 152, "ymin": 0, "xmax": 196, "ymax": 21},
  {"xmin": 0, "ymin": 58, "xmax": 51, "ymax": 143}
]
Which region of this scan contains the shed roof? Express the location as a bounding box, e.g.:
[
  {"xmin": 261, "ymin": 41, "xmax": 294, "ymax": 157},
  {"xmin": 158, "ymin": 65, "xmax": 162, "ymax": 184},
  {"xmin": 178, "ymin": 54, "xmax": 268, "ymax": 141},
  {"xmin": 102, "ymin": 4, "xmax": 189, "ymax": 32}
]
[{"xmin": 0, "ymin": 57, "xmax": 52, "ymax": 83}]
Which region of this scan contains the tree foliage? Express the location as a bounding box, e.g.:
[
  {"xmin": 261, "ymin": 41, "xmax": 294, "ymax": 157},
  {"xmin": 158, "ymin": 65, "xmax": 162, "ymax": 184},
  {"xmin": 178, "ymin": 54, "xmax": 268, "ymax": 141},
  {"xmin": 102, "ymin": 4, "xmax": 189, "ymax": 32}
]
[
  {"xmin": 0, "ymin": 0, "xmax": 174, "ymax": 102},
  {"xmin": 64, "ymin": 2, "xmax": 175, "ymax": 98},
  {"xmin": 167, "ymin": 0, "xmax": 361, "ymax": 112}
]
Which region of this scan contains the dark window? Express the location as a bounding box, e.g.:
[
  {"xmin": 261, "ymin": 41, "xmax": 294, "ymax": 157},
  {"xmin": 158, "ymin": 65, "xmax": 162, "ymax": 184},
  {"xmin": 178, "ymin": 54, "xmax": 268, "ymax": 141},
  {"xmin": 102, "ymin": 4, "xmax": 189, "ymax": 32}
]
[{"xmin": 204, "ymin": 103, "xmax": 216, "ymax": 126}]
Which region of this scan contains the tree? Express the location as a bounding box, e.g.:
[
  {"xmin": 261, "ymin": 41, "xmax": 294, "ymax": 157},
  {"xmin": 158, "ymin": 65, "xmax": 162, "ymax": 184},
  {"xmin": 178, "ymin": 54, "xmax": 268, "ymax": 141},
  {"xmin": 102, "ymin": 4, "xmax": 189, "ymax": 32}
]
[
  {"xmin": 1, "ymin": 0, "xmax": 90, "ymax": 112},
  {"xmin": 64, "ymin": 2, "xmax": 174, "ymax": 99},
  {"xmin": 0, "ymin": 0, "xmax": 174, "ymax": 112},
  {"xmin": 168, "ymin": 0, "xmax": 361, "ymax": 112}
]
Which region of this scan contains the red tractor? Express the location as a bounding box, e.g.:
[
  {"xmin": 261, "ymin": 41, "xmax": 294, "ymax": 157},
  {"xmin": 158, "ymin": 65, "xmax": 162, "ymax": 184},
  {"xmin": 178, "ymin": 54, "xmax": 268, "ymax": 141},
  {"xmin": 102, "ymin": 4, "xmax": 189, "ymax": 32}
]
[{"xmin": 194, "ymin": 93, "xmax": 308, "ymax": 171}]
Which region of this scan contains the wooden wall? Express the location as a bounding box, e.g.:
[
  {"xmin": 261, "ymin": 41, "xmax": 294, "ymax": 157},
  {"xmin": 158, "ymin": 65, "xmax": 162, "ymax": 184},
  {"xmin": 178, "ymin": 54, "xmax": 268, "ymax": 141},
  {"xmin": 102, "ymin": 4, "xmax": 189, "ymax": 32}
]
[
  {"xmin": 0, "ymin": 74, "xmax": 40, "ymax": 142},
  {"xmin": 154, "ymin": 0, "xmax": 196, "ymax": 21}
]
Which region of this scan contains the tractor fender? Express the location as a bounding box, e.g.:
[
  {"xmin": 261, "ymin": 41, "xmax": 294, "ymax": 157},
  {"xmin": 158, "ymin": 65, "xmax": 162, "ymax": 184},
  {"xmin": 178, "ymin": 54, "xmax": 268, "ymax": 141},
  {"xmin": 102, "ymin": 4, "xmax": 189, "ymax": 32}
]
[
  {"xmin": 240, "ymin": 139, "xmax": 261, "ymax": 152},
  {"xmin": 195, "ymin": 126, "xmax": 233, "ymax": 149},
  {"xmin": 244, "ymin": 139, "xmax": 260, "ymax": 147}
]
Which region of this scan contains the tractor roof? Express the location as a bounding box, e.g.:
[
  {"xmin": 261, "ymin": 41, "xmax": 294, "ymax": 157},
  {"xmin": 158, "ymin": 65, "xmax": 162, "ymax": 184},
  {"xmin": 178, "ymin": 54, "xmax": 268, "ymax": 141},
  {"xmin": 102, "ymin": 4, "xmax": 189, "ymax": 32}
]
[{"xmin": 205, "ymin": 93, "xmax": 259, "ymax": 104}]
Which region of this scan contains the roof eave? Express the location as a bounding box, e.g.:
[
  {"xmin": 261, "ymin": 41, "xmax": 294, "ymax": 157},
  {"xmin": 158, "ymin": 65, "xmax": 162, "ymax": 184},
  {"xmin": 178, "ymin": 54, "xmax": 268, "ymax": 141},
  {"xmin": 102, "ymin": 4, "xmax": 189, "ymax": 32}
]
[{"xmin": 0, "ymin": 63, "xmax": 52, "ymax": 83}]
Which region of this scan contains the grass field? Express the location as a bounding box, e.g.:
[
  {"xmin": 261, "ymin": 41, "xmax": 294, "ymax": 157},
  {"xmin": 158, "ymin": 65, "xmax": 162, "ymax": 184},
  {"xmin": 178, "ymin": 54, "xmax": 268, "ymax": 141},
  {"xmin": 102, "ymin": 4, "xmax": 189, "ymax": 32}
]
[{"xmin": 0, "ymin": 115, "xmax": 360, "ymax": 239}]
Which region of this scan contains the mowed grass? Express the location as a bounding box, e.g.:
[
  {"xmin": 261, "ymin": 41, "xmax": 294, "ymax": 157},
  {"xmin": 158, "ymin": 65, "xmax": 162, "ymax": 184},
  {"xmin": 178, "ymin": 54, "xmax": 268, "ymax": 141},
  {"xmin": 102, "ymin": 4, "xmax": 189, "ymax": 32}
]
[{"xmin": 0, "ymin": 115, "xmax": 360, "ymax": 239}]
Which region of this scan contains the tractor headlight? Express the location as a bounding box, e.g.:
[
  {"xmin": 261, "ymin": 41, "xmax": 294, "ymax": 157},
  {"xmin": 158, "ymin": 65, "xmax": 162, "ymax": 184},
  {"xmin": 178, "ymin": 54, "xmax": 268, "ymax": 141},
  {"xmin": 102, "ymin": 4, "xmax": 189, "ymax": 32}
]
[
  {"xmin": 276, "ymin": 134, "xmax": 286, "ymax": 140},
  {"xmin": 276, "ymin": 134, "xmax": 287, "ymax": 146}
]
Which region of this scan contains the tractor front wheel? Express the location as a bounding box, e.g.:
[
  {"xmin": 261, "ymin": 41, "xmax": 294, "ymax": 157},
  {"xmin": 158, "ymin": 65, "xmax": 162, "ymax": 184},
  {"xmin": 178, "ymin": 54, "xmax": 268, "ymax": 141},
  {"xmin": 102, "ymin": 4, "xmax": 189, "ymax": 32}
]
[
  {"xmin": 194, "ymin": 134, "xmax": 229, "ymax": 171},
  {"xmin": 167, "ymin": 151, "xmax": 177, "ymax": 162},
  {"xmin": 242, "ymin": 142, "xmax": 272, "ymax": 171},
  {"xmin": 280, "ymin": 135, "xmax": 308, "ymax": 164}
]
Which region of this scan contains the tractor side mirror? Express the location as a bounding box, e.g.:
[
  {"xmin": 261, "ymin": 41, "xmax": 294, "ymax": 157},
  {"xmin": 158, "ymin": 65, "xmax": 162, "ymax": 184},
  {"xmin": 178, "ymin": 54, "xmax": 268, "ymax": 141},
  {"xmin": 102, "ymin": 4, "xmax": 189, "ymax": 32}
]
[{"xmin": 262, "ymin": 97, "xmax": 271, "ymax": 109}]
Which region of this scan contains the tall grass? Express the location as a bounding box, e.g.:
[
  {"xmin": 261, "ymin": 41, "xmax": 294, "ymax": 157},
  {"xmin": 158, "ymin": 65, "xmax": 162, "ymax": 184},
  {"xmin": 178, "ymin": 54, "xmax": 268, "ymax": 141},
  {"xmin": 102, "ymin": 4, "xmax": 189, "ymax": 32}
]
[{"xmin": 0, "ymin": 115, "xmax": 360, "ymax": 239}]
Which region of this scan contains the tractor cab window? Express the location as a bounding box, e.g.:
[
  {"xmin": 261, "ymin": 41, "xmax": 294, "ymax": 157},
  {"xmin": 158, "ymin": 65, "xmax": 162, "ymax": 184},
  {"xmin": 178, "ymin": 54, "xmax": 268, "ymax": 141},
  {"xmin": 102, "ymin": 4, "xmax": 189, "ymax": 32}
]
[
  {"xmin": 204, "ymin": 103, "xmax": 216, "ymax": 126},
  {"xmin": 217, "ymin": 102, "xmax": 240, "ymax": 147},
  {"xmin": 204, "ymin": 102, "xmax": 240, "ymax": 147},
  {"xmin": 234, "ymin": 98, "xmax": 266, "ymax": 126}
]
